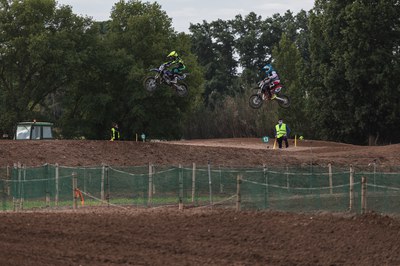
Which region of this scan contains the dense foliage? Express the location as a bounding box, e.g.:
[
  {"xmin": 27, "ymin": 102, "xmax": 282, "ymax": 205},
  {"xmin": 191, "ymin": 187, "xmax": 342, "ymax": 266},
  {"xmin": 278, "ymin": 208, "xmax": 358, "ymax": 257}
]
[{"xmin": 0, "ymin": 0, "xmax": 399, "ymax": 144}]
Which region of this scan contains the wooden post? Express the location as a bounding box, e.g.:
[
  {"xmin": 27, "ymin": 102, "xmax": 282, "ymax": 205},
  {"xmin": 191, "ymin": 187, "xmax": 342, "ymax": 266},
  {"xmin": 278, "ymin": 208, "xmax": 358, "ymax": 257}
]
[
  {"xmin": 6, "ymin": 164, "xmax": 10, "ymax": 196},
  {"xmin": 55, "ymin": 163, "xmax": 59, "ymax": 206},
  {"xmin": 46, "ymin": 192, "xmax": 50, "ymax": 208},
  {"xmin": 328, "ymin": 163, "xmax": 333, "ymax": 194},
  {"xmin": 152, "ymin": 165, "xmax": 156, "ymax": 195},
  {"xmin": 191, "ymin": 163, "xmax": 196, "ymax": 203},
  {"xmin": 101, "ymin": 164, "xmax": 105, "ymax": 201},
  {"xmin": 72, "ymin": 172, "xmax": 77, "ymax": 210},
  {"xmin": 208, "ymin": 161, "xmax": 213, "ymax": 208},
  {"xmin": 148, "ymin": 163, "xmax": 153, "ymax": 207},
  {"xmin": 219, "ymin": 166, "xmax": 224, "ymax": 193},
  {"xmin": 236, "ymin": 174, "xmax": 241, "ymax": 211},
  {"xmin": 13, "ymin": 163, "xmax": 17, "ymax": 212},
  {"xmin": 263, "ymin": 164, "xmax": 269, "ymax": 209},
  {"xmin": 20, "ymin": 164, "xmax": 25, "ymax": 210},
  {"xmin": 179, "ymin": 164, "xmax": 183, "ymax": 210},
  {"xmin": 373, "ymin": 162, "xmax": 376, "ymax": 193},
  {"xmin": 106, "ymin": 166, "xmax": 110, "ymax": 206},
  {"xmin": 286, "ymin": 165, "xmax": 289, "ymax": 191},
  {"xmin": 349, "ymin": 165, "xmax": 354, "ymax": 212},
  {"xmin": 83, "ymin": 169, "xmax": 87, "ymax": 194},
  {"xmin": 361, "ymin": 176, "xmax": 367, "ymax": 214}
]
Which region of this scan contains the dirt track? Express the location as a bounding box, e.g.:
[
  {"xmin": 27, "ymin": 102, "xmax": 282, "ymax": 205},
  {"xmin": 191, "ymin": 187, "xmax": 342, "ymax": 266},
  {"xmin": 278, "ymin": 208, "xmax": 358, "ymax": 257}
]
[
  {"xmin": 1, "ymin": 138, "xmax": 400, "ymax": 265},
  {"xmin": 0, "ymin": 208, "xmax": 400, "ymax": 265},
  {"xmin": 1, "ymin": 138, "xmax": 399, "ymax": 168}
]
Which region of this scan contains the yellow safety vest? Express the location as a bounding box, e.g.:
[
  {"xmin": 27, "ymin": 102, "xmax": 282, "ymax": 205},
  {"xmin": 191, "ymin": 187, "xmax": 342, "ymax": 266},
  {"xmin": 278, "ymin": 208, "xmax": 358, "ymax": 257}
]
[
  {"xmin": 111, "ymin": 127, "xmax": 120, "ymax": 141},
  {"xmin": 275, "ymin": 123, "xmax": 287, "ymax": 138}
]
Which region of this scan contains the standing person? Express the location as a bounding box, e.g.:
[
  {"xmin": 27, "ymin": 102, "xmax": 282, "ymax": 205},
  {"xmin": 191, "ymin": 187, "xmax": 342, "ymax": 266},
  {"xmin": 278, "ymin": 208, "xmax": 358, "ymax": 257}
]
[
  {"xmin": 275, "ymin": 118, "xmax": 290, "ymax": 149},
  {"xmin": 110, "ymin": 123, "xmax": 120, "ymax": 141},
  {"xmin": 164, "ymin": 51, "xmax": 186, "ymax": 84}
]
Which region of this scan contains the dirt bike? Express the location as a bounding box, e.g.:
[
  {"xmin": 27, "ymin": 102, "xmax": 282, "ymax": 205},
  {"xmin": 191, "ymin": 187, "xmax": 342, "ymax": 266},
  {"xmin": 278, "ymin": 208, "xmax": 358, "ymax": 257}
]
[
  {"xmin": 143, "ymin": 64, "xmax": 188, "ymax": 97},
  {"xmin": 248, "ymin": 79, "xmax": 290, "ymax": 109}
]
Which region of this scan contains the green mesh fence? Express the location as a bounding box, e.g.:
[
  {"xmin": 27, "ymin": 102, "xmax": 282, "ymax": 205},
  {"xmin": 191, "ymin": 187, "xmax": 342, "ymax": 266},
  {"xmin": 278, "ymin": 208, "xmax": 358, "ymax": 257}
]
[
  {"xmin": 357, "ymin": 171, "xmax": 400, "ymax": 214},
  {"xmin": 240, "ymin": 167, "xmax": 356, "ymax": 212},
  {"xmin": 1, "ymin": 164, "xmax": 400, "ymax": 214}
]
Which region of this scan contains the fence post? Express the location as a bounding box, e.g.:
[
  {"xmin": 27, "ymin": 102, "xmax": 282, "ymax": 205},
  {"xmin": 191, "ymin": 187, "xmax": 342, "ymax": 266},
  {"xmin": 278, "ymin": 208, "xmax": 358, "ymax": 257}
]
[
  {"xmin": 20, "ymin": 164, "xmax": 25, "ymax": 211},
  {"xmin": 191, "ymin": 163, "xmax": 196, "ymax": 203},
  {"xmin": 361, "ymin": 176, "xmax": 367, "ymax": 214},
  {"xmin": 148, "ymin": 163, "xmax": 153, "ymax": 207},
  {"xmin": 328, "ymin": 163, "xmax": 333, "ymax": 194},
  {"xmin": 286, "ymin": 165, "xmax": 290, "ymax": 191},
  {"xmin": 83, "ymin": 168, "xmax": 87, "ymax": 194},
  {"xmin": 6, "ymin": 164, "xmax": 10, "ymax": 196},
  {"xmin": 349, "ymin": 165, "xmax": 354, "ymax": 212},
  {"xmin": 106, "ymin": 165, "xmax": 110, "ymax": 206},
  {"xmin": 101, "ymin": 164, "xmax": 105, "ymax": 201},
  {"xmin": 152, "ymin": 165, "xmax": 156, "ymax": 195},
  {"xmin": 46, "ymin": 192, "xmax": 50, "ymax": 208},
  {"xmin": 16, "ymin": 163, "xmax": 21, "ymax": 211},
  {"xmin": 13, "ymin": 163, "xmax": 17, "ymax": 211},
  {"xmin": 263, "ymin": 164, "xmax": 269, "ymax": 209},
  {"xmin": 55, "ymin": 163, "xmax": 59, "ymax": 206},
  {"xmin": 72, "ymin": 172, "xmax": 77, "ymax": 210},
  {"xmin": 179, "ymin": 164, "xmax": 183, "ymax": 210},
  {"xmin": 236, "ymin": 174, "xmax": 241, "ymax": 211},
  {"xmin": 373, "ymin": 162, "xmax": 376, "ymax": 192},
  {"xmin": 219, "ymin": 166, "xmax": 224, "ymax": 193},
  {"xmin": 208, "ymin": 161, "xmax": 213, "ymax": 208}
]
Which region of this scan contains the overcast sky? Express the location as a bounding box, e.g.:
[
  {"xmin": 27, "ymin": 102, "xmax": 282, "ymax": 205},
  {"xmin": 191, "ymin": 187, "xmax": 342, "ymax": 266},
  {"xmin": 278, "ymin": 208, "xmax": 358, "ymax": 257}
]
[{"xmin": 57, "ymin": 0, "xmax": 315, "ymax": 33}]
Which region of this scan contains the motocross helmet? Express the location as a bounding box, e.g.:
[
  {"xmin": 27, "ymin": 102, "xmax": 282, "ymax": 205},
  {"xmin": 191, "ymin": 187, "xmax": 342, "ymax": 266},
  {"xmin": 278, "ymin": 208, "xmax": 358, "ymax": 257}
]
[
  {"xmin": 167, "ymin": 51, "xmax": 178, "ymax": 61},
  {"xmin": 262, "ymin": 64, "xmax": 273, "ymax": 75}
]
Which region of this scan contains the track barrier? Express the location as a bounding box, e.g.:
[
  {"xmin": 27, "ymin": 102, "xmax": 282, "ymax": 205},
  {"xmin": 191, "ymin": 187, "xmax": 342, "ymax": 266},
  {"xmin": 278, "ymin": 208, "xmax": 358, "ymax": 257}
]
[{"xmin": 1, "ymin": 163, "xmax": 400, "ymax": 215}]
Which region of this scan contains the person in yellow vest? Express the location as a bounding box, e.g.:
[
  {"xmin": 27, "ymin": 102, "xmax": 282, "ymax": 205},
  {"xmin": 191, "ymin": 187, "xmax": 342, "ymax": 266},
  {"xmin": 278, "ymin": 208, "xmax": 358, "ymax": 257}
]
[
  {"xmin": 110, "ymin": 123, "xmax": 120, "ymax": 141},
  {"xmin": 274, "ymin": 118, "xmax": 290, "ymax": 149}
]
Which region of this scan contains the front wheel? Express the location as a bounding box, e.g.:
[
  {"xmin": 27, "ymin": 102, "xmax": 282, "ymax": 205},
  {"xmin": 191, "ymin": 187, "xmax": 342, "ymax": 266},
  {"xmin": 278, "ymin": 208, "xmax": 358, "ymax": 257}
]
[
  {"xmin": 276, "ymin": 95, "xmax": 290, "ymax": 108},
  {"xmin": 174, "ymin": 83, "xmax": 188, "ymax": 97},
  {"xmin": 143, "ymin": 77, "xmax": 158, "ymax": 92},
  {"xmin": 249, "ymin": 94, "xmax": 263, "ymax": 109}
]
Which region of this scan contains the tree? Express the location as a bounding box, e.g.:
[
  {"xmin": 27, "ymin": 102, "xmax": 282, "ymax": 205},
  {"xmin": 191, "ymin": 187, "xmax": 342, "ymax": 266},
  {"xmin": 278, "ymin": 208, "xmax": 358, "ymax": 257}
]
[
  {"xmin": 0, "ymin": 0, "xmax": 94, "ymax": 136},
  {"xmin": 341, "ymin": 0, "xmax": 400, "ymax": 144},
  {"xmin": 308, "ymin": 0, "xmax": 400, "ymax": 144},
  {"xmin": 190, "ymin": 19, "xmax": 238, "ymax": 104},
  {"xmin": 96, "ymin": 0, "xmax": 204, "ymax": 140},
  {"xmin": 273, "ymin": 34, "xmax": 309, "ymax": 137},
  {"xmin": 231, "ymin": 12, "xmax": 266, "ymax": 85}
]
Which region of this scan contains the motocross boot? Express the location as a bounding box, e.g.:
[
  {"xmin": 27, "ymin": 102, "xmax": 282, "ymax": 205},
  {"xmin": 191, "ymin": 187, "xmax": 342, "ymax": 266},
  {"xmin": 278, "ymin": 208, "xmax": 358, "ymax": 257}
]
[
  {"xmin": 266, "ymin": 89, "xmax": 273, "ymax": 99},
  {"xmin": 170, "ymin": 75, "xmax": 178, "ymax": 84}
]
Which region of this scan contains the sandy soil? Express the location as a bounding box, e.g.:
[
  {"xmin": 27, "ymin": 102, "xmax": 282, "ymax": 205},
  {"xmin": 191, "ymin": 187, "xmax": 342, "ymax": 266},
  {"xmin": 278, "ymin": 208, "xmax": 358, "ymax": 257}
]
[{"xmin": 0, "ymin": 138, "xmax": 400, "ymax": 265}]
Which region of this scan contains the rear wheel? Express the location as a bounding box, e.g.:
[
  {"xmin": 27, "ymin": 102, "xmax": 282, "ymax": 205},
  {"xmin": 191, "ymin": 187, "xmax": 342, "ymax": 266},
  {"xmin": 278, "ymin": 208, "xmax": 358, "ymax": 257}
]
[
  {"xmin": 143, "ymin": 77, "xmax": 158, "ymax": 92},
  {"xmin": 277, "ymin": 95, "xmax": 290, "ymax": 108},
  {"xmin": 174, "ymin": 83, "xmax": 188, "ymax": 97},
  {"xmin": 249, "ymin": 94, "xmax": 263, "ymax": 109}
]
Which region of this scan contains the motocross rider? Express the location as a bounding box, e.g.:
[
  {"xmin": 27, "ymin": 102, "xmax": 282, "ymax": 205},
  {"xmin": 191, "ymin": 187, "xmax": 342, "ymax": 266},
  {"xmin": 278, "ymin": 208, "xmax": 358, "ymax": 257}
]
[
  {"xmin": 164, "ymin": 51, "xmax": 186, "ymax": 84},
  {"xmin": 261, "ymin": 64, "xmax": 281, "ymax": 99}
]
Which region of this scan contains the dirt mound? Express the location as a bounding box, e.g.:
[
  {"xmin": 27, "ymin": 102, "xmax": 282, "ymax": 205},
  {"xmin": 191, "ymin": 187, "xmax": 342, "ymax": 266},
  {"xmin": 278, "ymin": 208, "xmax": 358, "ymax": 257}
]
[{"xmin": 1, "ymin": 138, "xmax": 399, "ymax": 168}]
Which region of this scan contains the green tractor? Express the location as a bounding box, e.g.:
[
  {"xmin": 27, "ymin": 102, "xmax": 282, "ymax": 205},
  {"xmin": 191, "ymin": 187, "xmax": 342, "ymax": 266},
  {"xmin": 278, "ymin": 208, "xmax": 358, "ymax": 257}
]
[{"xmin": 14, "ymin": 121, "xmax": 54, "ymax": 140}]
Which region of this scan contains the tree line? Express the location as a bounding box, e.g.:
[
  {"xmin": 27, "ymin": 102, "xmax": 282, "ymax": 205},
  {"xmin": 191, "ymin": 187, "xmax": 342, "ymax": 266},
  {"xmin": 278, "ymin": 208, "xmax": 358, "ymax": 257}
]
[{"xmin": 0, "ymin": 0, "xmax": 399, "ymax": 145}]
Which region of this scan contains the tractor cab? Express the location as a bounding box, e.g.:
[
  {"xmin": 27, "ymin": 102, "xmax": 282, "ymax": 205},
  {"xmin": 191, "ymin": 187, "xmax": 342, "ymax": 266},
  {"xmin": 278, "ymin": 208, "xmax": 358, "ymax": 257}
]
[{"xmin": 15, "ymin": 122, "xmax": 54, "ymax": 140}]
